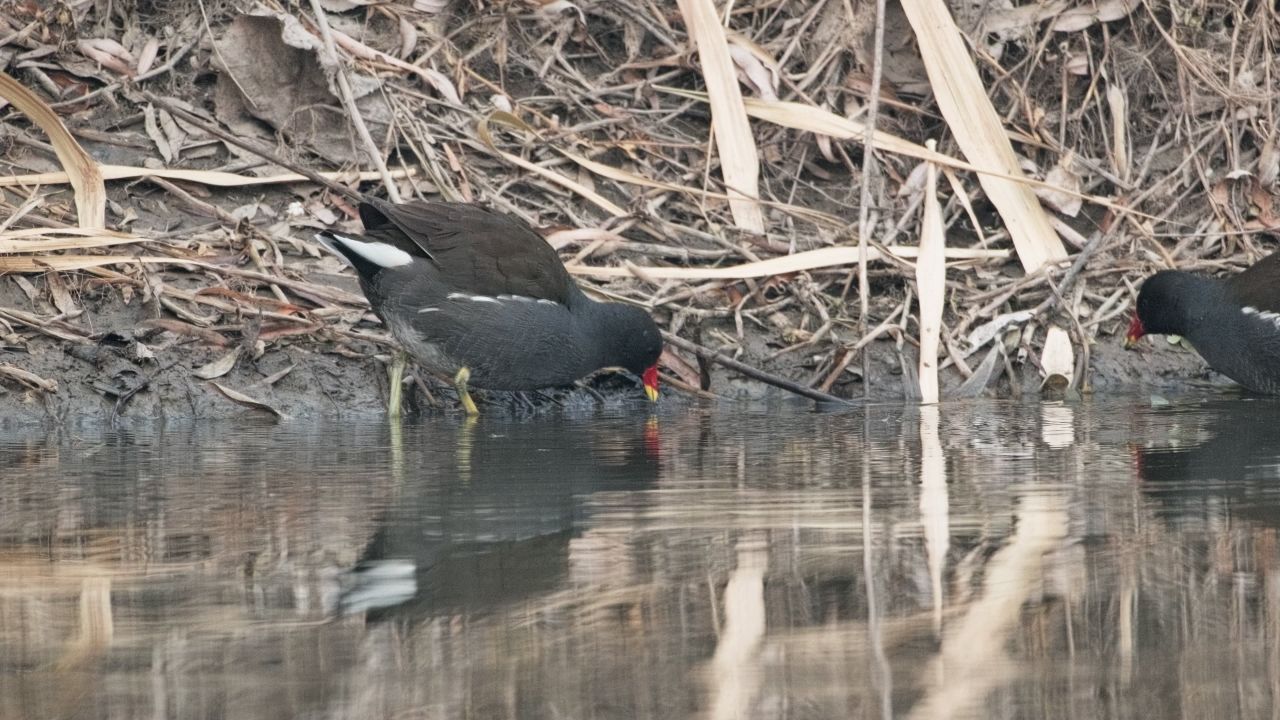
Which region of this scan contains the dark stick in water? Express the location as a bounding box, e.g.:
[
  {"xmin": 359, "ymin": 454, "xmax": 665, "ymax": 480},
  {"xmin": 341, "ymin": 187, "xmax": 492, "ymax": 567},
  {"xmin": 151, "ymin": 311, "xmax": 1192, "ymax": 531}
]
[{"xmin": 661, "ymin": 331, "xmax": 851, "ymax": 405}]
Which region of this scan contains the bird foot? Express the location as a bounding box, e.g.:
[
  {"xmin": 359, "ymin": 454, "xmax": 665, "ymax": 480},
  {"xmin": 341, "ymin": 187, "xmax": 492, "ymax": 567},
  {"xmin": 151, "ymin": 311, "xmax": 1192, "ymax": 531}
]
[{"xmin": 454, "ymin": 367, "xmax": 480, "ymax": 416}]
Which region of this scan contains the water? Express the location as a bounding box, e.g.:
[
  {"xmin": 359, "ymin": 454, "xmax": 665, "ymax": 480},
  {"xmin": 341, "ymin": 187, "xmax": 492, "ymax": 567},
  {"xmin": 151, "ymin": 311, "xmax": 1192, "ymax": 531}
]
[{"xmin": 4, "ymin": 396, "xmax": 1280, "ymax": 719}]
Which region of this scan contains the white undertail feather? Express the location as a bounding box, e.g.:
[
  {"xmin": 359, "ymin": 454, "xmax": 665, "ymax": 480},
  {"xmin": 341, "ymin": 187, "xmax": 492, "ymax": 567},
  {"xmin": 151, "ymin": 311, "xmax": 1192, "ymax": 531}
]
[{"xmin": 316, "ymin": 232, "xmax": 413, "ymax": 268}]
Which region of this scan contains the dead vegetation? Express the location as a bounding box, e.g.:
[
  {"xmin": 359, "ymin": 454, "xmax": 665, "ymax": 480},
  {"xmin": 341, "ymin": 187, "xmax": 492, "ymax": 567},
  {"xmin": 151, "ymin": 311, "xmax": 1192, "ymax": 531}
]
[{"xmin": 0, "ymin": 0, "xmax": 1277, "ymax": 411}]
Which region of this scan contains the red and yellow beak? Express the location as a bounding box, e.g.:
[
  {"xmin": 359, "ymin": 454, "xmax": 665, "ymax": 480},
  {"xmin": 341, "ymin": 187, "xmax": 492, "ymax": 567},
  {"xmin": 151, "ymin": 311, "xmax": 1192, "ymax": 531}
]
[
  {"xmin": 642, "ymin": 365, "xmax": 660, "ymax": 403},
  {"xmin": 1123, "ymin": 313, "xmax": 1145, "ymax": 350}
]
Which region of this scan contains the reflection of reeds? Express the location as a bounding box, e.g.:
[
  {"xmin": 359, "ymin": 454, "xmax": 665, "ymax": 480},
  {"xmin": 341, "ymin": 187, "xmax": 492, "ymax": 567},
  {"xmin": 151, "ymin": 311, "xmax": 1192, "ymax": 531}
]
[
  {"xmin": 705, "ymin": 536, "xmax": 767, "ymax": 720},
  {"xmin": 3, "ymin": 406, "xmax": 1280, "ymax": 718}
]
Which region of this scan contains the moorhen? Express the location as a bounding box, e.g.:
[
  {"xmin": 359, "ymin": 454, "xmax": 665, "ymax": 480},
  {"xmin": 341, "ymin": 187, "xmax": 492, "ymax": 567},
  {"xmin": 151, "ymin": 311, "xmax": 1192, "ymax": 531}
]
[
  {"xmin": 1126, "ymin": 250, "xmax": 1280, "ymax": 394},
  {"xmin": 317, "ymin": 198, "xmax": 662, "ymax": 414}
]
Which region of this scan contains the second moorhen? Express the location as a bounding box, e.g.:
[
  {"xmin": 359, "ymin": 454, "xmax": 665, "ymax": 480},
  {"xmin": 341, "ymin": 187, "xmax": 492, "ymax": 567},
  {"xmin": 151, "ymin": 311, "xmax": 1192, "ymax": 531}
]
[
  {"xmin": 1126, "ymin": 249, "xmax": 1280, "ymax": 394},
  {"xmin": 317, "ymin": 198, "xmax": 662, "ymax": 414}
]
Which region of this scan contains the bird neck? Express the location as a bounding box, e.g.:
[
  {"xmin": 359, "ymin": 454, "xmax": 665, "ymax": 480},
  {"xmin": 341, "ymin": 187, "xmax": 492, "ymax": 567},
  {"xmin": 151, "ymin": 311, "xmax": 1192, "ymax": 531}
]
[{"xmin": 571, "ymin": 296, "xmax": 647, "ymax": 369}]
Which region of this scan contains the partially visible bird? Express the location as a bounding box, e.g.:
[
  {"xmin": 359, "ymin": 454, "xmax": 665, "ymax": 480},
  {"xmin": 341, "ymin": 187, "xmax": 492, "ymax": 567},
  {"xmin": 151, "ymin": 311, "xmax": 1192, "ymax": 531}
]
[
  {"xmin": 317, "ymin": 198, "xmax": 662, "ymax": 414},
  {"xmin": 1126, "ymin": 250, "xmax": 1280, "ymax": 394}
]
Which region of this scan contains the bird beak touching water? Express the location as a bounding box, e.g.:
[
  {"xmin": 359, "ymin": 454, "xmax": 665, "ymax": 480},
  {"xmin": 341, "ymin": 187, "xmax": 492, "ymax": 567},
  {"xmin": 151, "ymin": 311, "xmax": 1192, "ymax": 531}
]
[
  {"xmin": 1123, "ymin": 314, "xmax": 1145, "ymax": 350},
  {"xmin": 642, "ymin": 365, "xmax": 660, "ymax": 403}
]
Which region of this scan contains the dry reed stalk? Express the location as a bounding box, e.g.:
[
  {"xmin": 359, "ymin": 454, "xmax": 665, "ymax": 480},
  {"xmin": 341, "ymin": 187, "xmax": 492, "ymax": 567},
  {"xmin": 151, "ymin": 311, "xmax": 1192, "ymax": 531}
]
[
  {"xmin": 675, "ymin": 0, "xmax": 764, "ymax": 233},
  {"xmin": 915, "ymin": 142, "xmax": 946, "ymax": 403}
]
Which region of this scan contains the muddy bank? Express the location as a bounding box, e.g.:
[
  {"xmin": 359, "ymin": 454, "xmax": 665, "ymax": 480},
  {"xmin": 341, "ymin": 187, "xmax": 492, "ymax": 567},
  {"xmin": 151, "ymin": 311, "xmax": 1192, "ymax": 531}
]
[
  {"xmin": 2, "ymin": 0, "xmax": 1273, "ymax": 427},
  {"xmin": 1, "ymin": 276, "xmax": 1220, "ymax": 427}
]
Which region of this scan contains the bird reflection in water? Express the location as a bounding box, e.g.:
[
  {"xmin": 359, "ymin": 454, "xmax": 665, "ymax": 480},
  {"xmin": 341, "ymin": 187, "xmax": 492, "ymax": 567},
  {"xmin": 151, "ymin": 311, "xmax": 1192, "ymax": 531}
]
[
  {"xmin": 1132, "ymin": 398, "xmax": 1280, "ymax": 524},
  {"xmin": 339, "ymin": 415, "xmax": 662, "ymax": 620}
]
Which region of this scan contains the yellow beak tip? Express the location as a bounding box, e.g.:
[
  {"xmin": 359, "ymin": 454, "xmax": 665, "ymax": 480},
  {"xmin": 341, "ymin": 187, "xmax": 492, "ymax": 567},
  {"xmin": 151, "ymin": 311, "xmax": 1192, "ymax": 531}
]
[{"xmin": 644, "ymin": 386, "xmax": 659, "ymax": 403}]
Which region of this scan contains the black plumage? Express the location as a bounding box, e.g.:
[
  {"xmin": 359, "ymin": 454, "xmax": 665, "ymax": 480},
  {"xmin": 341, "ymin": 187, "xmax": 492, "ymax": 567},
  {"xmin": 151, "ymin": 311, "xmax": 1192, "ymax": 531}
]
[
  {"xmin": 1127, "ymin": 250, "xmax": 1280, "ymax": 394},
  {"xmin": 317, "ymin": 199, "xmax": 662, "ymax": 409}
]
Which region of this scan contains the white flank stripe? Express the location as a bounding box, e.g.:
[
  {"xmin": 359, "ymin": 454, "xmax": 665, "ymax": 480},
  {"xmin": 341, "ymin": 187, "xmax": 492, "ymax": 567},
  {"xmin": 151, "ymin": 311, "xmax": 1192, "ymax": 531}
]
[
  {"xmin": 446, "ymin": 292, "xmax": 501, "ymax": 304},
  {"xmin": 1243, "ymin": 306, "xmax": 1280, "ymax": 330},
  {"xmin": 497, "ymin": 293, "xmax": 563, "ymax": 308},
  {"xmin": 324, "ymin": 233, "xmax": 413, "ymax": 268},
  {"xmin": 418, "ymin": 307, "xmax": 441, "ymax": 314}
]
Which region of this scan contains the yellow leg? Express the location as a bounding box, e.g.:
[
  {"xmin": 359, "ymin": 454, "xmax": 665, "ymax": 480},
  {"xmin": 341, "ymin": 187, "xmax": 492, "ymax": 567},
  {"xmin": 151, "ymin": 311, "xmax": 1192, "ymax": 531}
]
[
  {"xmin": 454, "ymin": 367, "xmax": 479, "ymax": 416},
  {"xmin": 387, "ymin": 350, "xmax": 407, "ymax": 420}
]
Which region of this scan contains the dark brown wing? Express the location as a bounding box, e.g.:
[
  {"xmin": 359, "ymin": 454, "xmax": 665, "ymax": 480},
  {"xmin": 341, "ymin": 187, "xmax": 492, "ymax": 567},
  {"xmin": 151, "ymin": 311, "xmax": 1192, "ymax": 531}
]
[
  {"xmin": 360, "ymin": 198, "xmax": 575, "ymax": 305},
  {"xmin": 1227, "ymin": 249, "xmax": 1280, "ymax": 313}
]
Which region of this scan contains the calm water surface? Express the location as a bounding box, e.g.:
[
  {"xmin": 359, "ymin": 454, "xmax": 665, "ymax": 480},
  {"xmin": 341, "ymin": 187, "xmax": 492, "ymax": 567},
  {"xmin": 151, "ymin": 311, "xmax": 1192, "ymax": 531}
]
[{"xmin": 4, "ymin": 396, "xmax": 1280, "ymax": 719}]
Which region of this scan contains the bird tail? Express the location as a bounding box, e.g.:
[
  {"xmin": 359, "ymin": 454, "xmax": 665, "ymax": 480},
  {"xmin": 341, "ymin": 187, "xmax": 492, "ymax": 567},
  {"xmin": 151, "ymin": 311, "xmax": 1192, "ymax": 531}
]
[{"xmin": 315, "ymin": 231, "xmax": 414, "ymax": 279}]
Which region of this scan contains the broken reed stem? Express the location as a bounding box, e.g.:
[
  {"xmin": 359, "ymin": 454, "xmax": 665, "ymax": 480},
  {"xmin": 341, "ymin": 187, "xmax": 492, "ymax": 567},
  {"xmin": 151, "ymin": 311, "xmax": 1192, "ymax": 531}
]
[
  {"xmin": 857, "ymin": 0, "xmax": 889, "ymax": 399},
  {"xmin": 661, "ymin": 331, "xmax": 850, "ymax": 405},
  {"xmin": 307, "ymin": 0, "xmax": 400, "ymax": 204}
]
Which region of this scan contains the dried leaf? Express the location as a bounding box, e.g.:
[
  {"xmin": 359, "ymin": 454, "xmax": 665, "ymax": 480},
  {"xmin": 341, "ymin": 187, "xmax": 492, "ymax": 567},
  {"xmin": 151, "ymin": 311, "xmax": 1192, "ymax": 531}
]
[
  {"xmin": 157, "ymin": 109, "xmax": 187, "ymax": 157},
  {"xmin": 143, "ymin": 104, "xmax": 173, "ymax": 163},
  {"xmin": 213, "ymin": 15, "xmax": 390, "ymax": 164},
  {"xmin": 1052, "ymin": 0, "xmax": 1139, "ymax": 32},
  {"xmin": 254, "ymin": 364, "xmax": 297, "ymax": 387},
  {"xmin": 193, "ymin": 347, "xmax": 241, "ymax": 380},
  {"xmin": 1038, "ymin": 160, "xmax": 1083, "ymax": 217},
  {"xmin": 141, "ymin": 318, "xmax": 229, "ymax": 346},
  {"xmin": 398, "ymin": 16, "xmax": 418, "ymax": 59},
  {"xmin": 45, "ymin": 271, "xmax": 82, "ymax": 316},
  {"xmin": 727, "ymin": 41, "xmax": 777, "ymax": 101},
  {"xmin": 132, "ymin": 341, "xmax": 156, "ymax": 362},
  {"xmin": 963, "ymin": 310, "xmax": 1033, "ymax": 356},
  {"xmin": 135, "ymin": 37, "xmax": 161, "ymax": 76},
  {"xmin": 209, "ymin": 381, "xmax": 284, "ymax": 419},
  {"xmin": 76, "ymin": 38, "xmax": 136, "ymax": 76},
  {"xmin": 12, "ymin": 276, "xmax": 39, "ymax": 303},
  {"xmin": 328, "ymin": 26, "xmax": 461, "ymax": 104}
]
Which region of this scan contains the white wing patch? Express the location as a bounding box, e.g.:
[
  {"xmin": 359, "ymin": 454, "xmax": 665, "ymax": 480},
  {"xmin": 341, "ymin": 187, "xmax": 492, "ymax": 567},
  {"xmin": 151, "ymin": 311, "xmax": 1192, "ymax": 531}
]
[
  {"xmin": 1242, "ymin": 306, "xmax": 1280, "ymax": 330},
  {"xmin": 318, "ymin": 233, "xmax": 413, "ymax": 268}
]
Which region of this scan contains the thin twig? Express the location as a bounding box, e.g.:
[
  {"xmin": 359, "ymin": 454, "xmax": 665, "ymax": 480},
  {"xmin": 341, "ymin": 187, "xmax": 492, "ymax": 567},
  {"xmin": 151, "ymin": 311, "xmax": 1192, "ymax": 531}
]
[
  {"xmin": 138, "ymin": 91, "xmax": 365, "ymax": 203},
  {"xmin": 855, "ymin": 0, "xmax": 888, "ymax": 398},
  {"xmin": 663, "ymin": 331, "xmax": 851, "ymax": 405},
  {"xmin": 307, "ymin": 0, "xmax": 401, "ymax": 203}
]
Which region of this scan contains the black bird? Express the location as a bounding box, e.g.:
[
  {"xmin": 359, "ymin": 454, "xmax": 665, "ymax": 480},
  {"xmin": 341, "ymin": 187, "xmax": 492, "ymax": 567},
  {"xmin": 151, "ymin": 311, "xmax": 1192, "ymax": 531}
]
[
  {"xmin": 317, "ymin": 198, "xmax": 662, "ymax": 414},
  {"xmin": 1126, "ymin": 250, "xmax": 1280, "ymax": 394}
]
